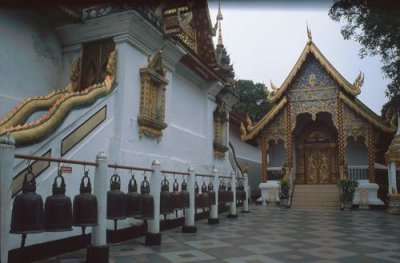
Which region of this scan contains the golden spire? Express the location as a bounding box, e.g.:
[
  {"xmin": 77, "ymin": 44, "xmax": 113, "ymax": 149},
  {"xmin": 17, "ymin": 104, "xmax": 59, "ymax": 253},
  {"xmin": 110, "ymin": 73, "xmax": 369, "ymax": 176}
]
[
  {"xmin": 306, "ymin": 21, "xmax": 312, "ymax": 43},
  {"xmin": 217, "ymin": 0, "xmax": 224, "ymax": 46}
]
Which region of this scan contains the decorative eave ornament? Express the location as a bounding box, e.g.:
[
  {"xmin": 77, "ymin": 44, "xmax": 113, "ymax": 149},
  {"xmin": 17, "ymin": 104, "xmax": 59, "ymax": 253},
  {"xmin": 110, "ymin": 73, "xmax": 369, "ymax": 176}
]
[{"xmin": 138, "ymin": 47, "xmax": 169, "ymax": 138}]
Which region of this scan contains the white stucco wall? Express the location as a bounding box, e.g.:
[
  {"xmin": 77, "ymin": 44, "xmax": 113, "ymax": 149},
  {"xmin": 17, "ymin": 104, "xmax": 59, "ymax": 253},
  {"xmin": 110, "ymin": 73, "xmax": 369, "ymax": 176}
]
[
  {"xmin": 229, "ymin": 126, "xmax": 261, "ymax": 190},
  {"xmin": 0, "ymin": 10, "xmax": 65, "ymax": 117}
]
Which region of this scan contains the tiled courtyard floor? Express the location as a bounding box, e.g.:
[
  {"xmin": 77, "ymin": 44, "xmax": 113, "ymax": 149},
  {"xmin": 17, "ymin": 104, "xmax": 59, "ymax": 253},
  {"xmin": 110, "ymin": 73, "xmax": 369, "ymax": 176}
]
[{"xmin": 39, "ymin": 204, "xmax": 400, "ymax": 263}]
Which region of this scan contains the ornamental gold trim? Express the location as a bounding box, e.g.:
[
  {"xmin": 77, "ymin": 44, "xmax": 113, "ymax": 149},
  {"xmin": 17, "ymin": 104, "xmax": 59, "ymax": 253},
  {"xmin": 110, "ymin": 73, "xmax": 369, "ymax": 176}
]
[
  {"xmin": 0, "ymin": 50, "xmax": 117, "ymax": 146},
  {"xmin": 339, "ymin": 92, "xmax": 395, "ymax": 133},
  {"xmin": 240, "ymin": 97, "xmax": 287, "ymax": 141}
]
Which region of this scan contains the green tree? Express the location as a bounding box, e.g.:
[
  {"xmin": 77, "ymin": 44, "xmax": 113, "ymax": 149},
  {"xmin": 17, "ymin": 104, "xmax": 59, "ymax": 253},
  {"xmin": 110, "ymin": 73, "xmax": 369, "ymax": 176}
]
[
  {"xmin": 329, "ymin": 0, "xmax": 400, "ymax": 99},
  {"xmin": 233, "ymin": 79, "xmax": 273, "ymax": 122}
]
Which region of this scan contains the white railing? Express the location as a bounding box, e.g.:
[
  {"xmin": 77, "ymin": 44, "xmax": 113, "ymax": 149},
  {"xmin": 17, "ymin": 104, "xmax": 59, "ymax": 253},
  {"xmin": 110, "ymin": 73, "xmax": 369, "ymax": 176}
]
[{"xmin": 347, "ymin": 165, "xmax": 369, "ymax": 181}]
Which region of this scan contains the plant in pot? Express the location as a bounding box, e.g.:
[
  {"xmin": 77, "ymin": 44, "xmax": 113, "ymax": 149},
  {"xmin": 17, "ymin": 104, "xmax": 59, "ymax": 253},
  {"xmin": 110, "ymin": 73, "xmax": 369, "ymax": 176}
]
[
  {"xmin": 279, "ymin": 179, "xmax": 290, "ymax": 207},
  {"xmin": 337, "ymin": 179, "xmax": 359, "ymax": 210}
]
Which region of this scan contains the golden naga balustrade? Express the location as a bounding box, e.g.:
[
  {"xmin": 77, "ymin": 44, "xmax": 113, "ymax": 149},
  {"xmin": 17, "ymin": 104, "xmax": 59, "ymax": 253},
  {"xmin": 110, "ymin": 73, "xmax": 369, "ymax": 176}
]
[{"xmin": 0, "ymin": 50, "xmax": 117, "ymax": 146}]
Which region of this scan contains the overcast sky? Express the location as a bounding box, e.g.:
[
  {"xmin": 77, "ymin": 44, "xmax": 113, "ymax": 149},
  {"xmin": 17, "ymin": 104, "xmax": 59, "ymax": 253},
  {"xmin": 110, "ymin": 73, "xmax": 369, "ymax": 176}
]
[{"xmin": 208, "ymin": 1, "xmax": 390, "ymax": 115}]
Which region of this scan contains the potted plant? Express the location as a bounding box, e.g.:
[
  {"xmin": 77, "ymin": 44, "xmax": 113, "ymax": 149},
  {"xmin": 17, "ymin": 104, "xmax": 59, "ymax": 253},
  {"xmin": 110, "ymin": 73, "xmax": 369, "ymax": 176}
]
[
  {"xmin": 279, "ymin": 179, "xmax": 290, "ymax": 207},
  {"xmin": 337, "ymin": 179, "xmax": 359, "ymax": 210}
]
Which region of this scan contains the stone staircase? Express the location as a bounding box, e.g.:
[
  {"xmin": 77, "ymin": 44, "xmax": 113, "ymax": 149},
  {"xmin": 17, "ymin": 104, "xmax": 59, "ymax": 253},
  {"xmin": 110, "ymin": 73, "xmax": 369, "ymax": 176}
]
[{"xmin": 291, "ymin": 184, "xmax": 340, "ymax": 209}]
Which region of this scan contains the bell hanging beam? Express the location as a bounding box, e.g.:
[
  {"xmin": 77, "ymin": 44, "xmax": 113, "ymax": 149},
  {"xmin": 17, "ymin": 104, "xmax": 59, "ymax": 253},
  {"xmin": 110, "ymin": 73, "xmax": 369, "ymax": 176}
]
[
  {"xmin": 145, "ymin": 160, "xmax": 162, "ymax": 246},
  {"xmin": 208, "ymin": 168, "xmax": 219, "ymax": 224},
  {"xmin": 87, "ymin": 151, "xmax": 109, "ymax": 263},
  {"xmin": 1, "ymin": 134, "xmax": 15, "ymax": 263},
  {"xmin": 182, "ymin": 167, "xmax": 196, "ymax": 233}
]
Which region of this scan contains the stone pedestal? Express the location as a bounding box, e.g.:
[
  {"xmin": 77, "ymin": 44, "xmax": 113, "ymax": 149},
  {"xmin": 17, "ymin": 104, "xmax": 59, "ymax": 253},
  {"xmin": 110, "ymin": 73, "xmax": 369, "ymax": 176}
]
[
  {"xmin": 352, "ymin": 181, "xmax": 384, "ymax": 208},
  {"xmin": 259, "ymin": 181, "xmax": 279, "ymax": 205}
]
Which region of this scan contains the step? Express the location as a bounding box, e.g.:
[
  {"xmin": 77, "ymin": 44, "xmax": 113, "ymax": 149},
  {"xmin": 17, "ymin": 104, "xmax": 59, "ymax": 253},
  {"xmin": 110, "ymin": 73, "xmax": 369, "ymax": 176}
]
[{"xmin": 291, "ymin": 184, "xmax": 340, "ymax": 209}]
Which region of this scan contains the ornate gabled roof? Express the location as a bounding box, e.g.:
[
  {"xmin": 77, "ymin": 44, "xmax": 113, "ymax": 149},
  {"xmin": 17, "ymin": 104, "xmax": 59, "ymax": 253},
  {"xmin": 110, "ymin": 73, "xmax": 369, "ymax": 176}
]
[
  {"xmin": 268, "ymin": 40, "xmax": 364, "ymax": 103},
  {"xmin": 240, "ymin": 97, "xmax": 287, "ymax": 141},
  {"xmin": 339, "ymin": 92, "xmax": 396, "ymax": 133}
]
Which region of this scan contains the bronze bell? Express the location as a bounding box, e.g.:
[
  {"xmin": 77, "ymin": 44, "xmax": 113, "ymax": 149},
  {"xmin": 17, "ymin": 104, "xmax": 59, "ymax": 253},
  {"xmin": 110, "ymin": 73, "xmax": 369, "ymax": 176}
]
[
  {"xmin": 73, "ymin": 171, "xmax": 98, "ymax": 228},
  {"xmin": 208, "ymin": 182, "xmax": 216, "ymax": 205},
  {"xmin": 236, "ymin": 182, "xmax": 245, "ymax": 202},
  {"xmin": 11, "ymin": 167, "xmax": 45, "ymax": 234},
  {"xmin": 226, "ymin": 182, "xmax": 234, "ymax": 203},
  {"xmin": 45, "ymin": 171, "xmax": 73, "ymax": 232},
  {"xmin": 160, "ymin": 177, "xmax": 174, "ymax": 215},
  {"xmin": 172, "ymin": 178, "xmax": 182, "ymax": 211},
  {"xmin": 180, "ymin": 179, "xmax": 190, "ymax": 209},
  {"xmin": 126, "ymin": 175, "xmax": 142, "ymax": 218},
  {"xmin": 141, "ymin": 176, "xmax": 154, "ymax": 220},
  {"xmin": 107, "ymin": 173, "xmax": 126, "ymax": 220},
  {"xmin": 195, "ymin": 181, "xmax": 202, "ymax": 209},
  {"xmin": 218, "ymin": 180, "xmax": 226, "ymax": 204},
  {"xmin": 201, "ymin": 182, "xmax": 211, "ymax": 208}
]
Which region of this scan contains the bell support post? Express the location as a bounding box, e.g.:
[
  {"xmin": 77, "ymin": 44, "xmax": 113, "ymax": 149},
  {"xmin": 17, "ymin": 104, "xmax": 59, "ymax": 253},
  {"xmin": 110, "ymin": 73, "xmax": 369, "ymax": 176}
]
[
  {"xmin": 242, "ymin": 172, "xmax": 250, "ymax": 213},
  {"xmin": 208, "ymin": 168, "xmax": 219, "ymax": 224},
  {"xmin": 182, "ymin": 166, "xmax": 196, "ymax": 233},
  {"xmin": 227, "ymin": 172, "xmax": 238, "ymax": 218},
  {"xmin": 87, "ymin": 151, "xmax": 109, "ymax": 263},
  {"xmin": 0, "ymin": 134, "xmax": 15, "ymax": 263},
  {"xmin": 145, "ymin": 160, "xmax": 161, "ymax": 245}
]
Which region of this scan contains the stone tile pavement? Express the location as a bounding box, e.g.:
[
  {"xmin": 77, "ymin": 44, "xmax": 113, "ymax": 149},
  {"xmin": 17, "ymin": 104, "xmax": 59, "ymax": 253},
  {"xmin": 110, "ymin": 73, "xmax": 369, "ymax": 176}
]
[{"xmin": 37, "ymin": 205, "xmax": 400, "ymax": 263}]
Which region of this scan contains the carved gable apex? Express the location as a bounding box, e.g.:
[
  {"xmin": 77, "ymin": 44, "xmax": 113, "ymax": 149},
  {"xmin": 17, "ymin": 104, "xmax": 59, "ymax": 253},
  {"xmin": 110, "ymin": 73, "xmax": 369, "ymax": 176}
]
[{"xmin": 268, "ymin": 40, "xmax": 364, "ymax": 103}]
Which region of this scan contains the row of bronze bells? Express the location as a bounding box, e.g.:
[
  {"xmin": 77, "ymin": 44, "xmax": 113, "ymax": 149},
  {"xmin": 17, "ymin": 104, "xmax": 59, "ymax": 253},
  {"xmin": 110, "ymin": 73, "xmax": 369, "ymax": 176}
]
[
  {"xmin": 160, "ymin": 177, "xmax": 190, "ymax": 216},
  {"xmin": 236, "ymin": 182, "xmax": 246, "ymax": 202},
  {"xmin": 194, "ymin": 181, "xmax": 216, "ymax": 209},
  {"xmin": 107, "ymin": 173, "xmax": 155, "ymax": 228},
  {"xmin": 10, "ymin": 168, "xmax": 98, "ymax": 246},
  {"xmin": 218, "ymin": 180, "xmax": 234, "ymax": 203}
]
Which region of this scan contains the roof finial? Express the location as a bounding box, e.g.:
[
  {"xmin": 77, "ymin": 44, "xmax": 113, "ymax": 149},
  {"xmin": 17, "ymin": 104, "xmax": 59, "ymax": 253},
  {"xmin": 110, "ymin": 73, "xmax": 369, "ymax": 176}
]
[
  {"xmin": 217, "ymin": 0, "xmax": 224, "ymax": 46},
  {"xmin": 217, "ymin": 0, "xmax": 223, "ymax": 21},
  {"xmin": 306, "ymin": 21, "xmax": 312, "ymax": 43}
]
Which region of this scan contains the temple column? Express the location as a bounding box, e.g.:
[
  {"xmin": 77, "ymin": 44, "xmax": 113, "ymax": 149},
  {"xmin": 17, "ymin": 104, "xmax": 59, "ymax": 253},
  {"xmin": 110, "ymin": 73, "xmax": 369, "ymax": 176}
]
[
  {"xmin": 259, "ymin": 135, "xmax": 269, "ymax": 183},
  {"xmin": 367, "ymin": 128, "xmax": 376, "ymax": 183},
  {"xmin": 286, "ymin": 104, "xmax": 293, "ymax": 169},
  {"xmin": 337, "ymin": 98, "xmax": 346, "ymax": 180}
]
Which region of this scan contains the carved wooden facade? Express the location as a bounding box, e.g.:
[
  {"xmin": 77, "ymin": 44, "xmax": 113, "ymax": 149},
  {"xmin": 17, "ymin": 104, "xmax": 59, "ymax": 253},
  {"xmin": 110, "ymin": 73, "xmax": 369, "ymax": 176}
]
[{"xmin": 240, "ymin": 40, "xmax": 395, "ymax": 184}]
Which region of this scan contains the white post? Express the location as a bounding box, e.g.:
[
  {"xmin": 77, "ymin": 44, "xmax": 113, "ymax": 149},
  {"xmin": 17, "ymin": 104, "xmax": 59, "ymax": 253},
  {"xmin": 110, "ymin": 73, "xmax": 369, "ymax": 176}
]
[
  {"xmin": 228, "ymin": 172, "xmax": 238, "ymax": 218},
  {"xmin": 0, "ymin": 134, "xmax": 15, "ymax": 263},
  {"xmin": 182, "ymin": 167, "xmax": 196, "ymax": 233},
  {"xmin": 208, "ymin": 168, "xmax": 219, "ymax": 224},
  {"xmin": 88, "ymin": 151, "xmax": 109, "ymax": 263},
  {"xmin": 242, "ymin": 172, "xmax": 250, "ymax": 213},
  {"xmin": 388, "ymin": 162, "xmax": 397, "ymax": 194},
  {"xmin": 146, "ymin": 160, "xmax": 161, "ymax": 245}
]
